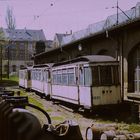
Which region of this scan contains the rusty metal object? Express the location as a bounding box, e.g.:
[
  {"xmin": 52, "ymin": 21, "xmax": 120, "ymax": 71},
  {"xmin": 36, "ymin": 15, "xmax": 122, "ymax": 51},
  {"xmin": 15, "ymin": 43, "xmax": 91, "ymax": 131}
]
[
  {"xmin": 100, "ymin": 130, "xmax": 116, "ymax": 140},
  {"xmin": 86, "ymin": 123, "xmax": 140, "ymax": 140},
  {"xmin": 86, "ymin": 124, "xmax": 118, "ymax": 140},
  {"xmin": 41, "ymin": 120, "xmax": 83, "ymax": 140},
  {"xmin": 0, "ymin": 101, "xmax": 42, "ymax": 140}
]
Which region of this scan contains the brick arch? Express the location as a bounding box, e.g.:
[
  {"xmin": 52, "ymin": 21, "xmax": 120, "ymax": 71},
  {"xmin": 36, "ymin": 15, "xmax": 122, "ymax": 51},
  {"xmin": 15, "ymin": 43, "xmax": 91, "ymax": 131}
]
[
  {"xmin": 126, "ymin": 42, "xmax": 140, "ymax": 59},
  {"xmin": 128, "ymin": 43, "xmax": 140, "ymax": 92}
]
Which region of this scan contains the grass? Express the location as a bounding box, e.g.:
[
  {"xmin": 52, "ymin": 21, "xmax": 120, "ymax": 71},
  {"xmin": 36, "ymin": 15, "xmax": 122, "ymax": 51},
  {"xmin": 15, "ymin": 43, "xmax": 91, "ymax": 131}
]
[
  {"xmin": 19, "ymin": 90, "xmax": 44, "ymax": 109},
  {"xmin": 0, "ymin": 75, "xmax": 19, "ymax": 87},
  {"xmin": 8, "ymin": 75, "xmax": 19, "ymax": 82},
  {"xmin": 128, "ymin": 123, "xmax": 140, "ymax": 133},
  {"xmin": 51, "ymin": 116, "xmax": 64, "ymax": 121},
  {"xmin": 28, "ymin": 96, "xmax": 44, "ymax": 109}
]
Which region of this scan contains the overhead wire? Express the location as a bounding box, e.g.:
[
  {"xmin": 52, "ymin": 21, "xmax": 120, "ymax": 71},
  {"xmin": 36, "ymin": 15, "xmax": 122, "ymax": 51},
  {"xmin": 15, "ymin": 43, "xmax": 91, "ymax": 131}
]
[{"xmin": 25, "ymin": 0, "xmax": 61, "ymax": 28}]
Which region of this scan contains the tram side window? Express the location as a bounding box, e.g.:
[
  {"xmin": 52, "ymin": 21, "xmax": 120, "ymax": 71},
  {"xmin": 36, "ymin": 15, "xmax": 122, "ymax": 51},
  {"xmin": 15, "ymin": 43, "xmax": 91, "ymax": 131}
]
[
  {"xmin": 62, "ymin": 69, "xmax": 68, "ymax": 85},
  {"xmin": 52, "ymin": 70, "xmax": 57, "ymax": 84},
  {"xmin": 34, "ymin": 71, "xmax": 36, "ymax": 80},
  {"xmin": 35, "ymin": 71, "xmax": 38, "ymax": 80},
  {"xmin": 84, "ymin": 67, "xmax": 91, "ymax": 86},
  {"xmin": 39, "ymin": 71, "xmax": 42, "ymax": 81},
  {"xmin": 79, "ymin": 67, "xmax": 84, "ymax": 85},
  {"xmin": 100, "ymin": 66, "xmax": 112, "ymax": 85},
  {"xmin": 57, "ymin": 70, "xmax": 62, "ymax": 84},
  {"xmin": 38, "ymin": 71, "xmax": 40, "ymax": 81},
  {"xmin": 68, "ymin": 68, "xmax": 75, "ymax": 85},
  {"xmin": 36, "ymin": 70, "xmax": 39, "ymax": 81},
  {"xmin": 44, "ymin": 71, "xmax": 48, "ymax": 82},
  {"xmin": 79, "ymin": 67, "xmax": 91, "ymax": 86}
]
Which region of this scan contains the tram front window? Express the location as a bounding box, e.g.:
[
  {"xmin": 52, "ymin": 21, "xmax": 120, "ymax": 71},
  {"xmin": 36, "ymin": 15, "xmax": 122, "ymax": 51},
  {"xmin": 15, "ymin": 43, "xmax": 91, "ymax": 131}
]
[
  {"xmin": 92, "ymin": 65, "xmax": 119, "ymax": 86},
  {"xmin": 100, "ymin": 66, "xmax": 112, "ymax": 85}
]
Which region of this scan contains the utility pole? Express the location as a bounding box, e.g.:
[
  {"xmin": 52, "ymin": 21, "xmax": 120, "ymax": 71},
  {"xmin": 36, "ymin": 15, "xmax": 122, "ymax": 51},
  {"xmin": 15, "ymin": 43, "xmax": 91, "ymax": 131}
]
[
  {"xmin": 116, "ymin": 0, "xmax": 131, "ymax": 24},
  {"xmin": 7, "ymin": 44, "xmax": 9, "ymax": 79},
  {"xmin": 106, "ymin": 0, "xmax": 131, "ymax": 25},
  {"xmin": 0, "ymin": 46, "xmax": 2, "ymax": 80},
  {"xmin": 116, "ymin": 0, "xmax": 119, "ymax": 25}
]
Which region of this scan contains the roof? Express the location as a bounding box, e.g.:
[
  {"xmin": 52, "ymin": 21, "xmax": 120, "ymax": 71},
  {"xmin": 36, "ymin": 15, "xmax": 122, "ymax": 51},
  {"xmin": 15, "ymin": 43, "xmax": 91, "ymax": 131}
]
[
  {"xmin": 60, "ymin": 2, "xmax": 139, "ymax": 46},
  {"xmin": 53, "ymin": 55, "xmax": 117, "ymax": 66},
  {"xmin": 3, "ymin": 28, "xmax": 46, "ymax": 42},
  {"xmin": 34, "ymin": 2, "xmax": 140, "ymax": 58},
  {"xmin": 33, "ymin": 63, "xmax": 54, "ymax": 68},
  {"xmin": 20, "ymin": 66, "xmax": 33, "ymax": 70},
  {"xmin": 77, "ymin": 55, "xmax": 116, "ymax": 62},
  {"xmin": 55, "ymin": 33, "xmax": 70, "ymax": 43}
]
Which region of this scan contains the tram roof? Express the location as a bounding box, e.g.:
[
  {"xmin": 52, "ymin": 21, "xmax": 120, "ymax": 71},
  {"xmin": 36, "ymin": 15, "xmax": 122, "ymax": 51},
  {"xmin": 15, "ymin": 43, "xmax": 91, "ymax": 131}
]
[
  {"xmin": 53, "ymin": 55, "xmax": 117, "ymax": 66},
  {"xmin": 20, "ymin": 66, "xmax": 33, "ymax": 70},
  {"xmin": 33, "ymin": 63, "xmax": 54, "ymax": 68}
]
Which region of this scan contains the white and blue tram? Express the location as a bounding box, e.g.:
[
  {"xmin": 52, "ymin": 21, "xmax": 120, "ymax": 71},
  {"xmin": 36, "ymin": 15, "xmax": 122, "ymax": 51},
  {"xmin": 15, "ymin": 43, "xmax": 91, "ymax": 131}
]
[
  {"xmin": 51, "ymin": 55, "xmax": 121, "ymax": 109},
  {"xmin": 31, "ymin": 64, "xmax": 52, "ymax": 98},
  {"xmin": 19, "ymin": 55, "xmax": 121, "ymax": 110}
]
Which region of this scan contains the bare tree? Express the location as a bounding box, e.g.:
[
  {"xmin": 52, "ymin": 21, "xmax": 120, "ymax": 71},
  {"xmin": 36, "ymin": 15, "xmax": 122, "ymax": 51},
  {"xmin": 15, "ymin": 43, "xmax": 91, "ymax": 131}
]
[
  {"xmin": 0, "ymin": 28, "xmax": 8, "ymax": 80},
  {"xmin": 5, "ymin": 6, "xmax": 16, "ymax": 29}
]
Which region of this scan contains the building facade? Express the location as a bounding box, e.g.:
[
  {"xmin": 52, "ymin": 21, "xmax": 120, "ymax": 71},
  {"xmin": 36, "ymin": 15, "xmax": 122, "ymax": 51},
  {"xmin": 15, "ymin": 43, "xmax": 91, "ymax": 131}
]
[{"xmin": 2, "ymin": 28, "xmax": 46, "ymax": 76}]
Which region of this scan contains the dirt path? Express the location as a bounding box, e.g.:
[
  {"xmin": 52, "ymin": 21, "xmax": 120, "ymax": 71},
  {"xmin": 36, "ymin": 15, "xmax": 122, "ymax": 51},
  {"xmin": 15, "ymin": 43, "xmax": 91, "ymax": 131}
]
[
  {"xmin": 6, "ymin": 87, "xmax": 140, "ymax": 140},
  {"xmin": 25, "ymin": 92, "xmax": 95, "ymax": 139}
]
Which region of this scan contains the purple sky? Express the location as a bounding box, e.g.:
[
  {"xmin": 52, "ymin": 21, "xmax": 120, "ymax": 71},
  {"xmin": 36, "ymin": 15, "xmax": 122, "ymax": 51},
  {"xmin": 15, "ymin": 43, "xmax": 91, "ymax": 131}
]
[{"xmin": 0, "ymin": 0, "xmax": 139, "ymax": 39}]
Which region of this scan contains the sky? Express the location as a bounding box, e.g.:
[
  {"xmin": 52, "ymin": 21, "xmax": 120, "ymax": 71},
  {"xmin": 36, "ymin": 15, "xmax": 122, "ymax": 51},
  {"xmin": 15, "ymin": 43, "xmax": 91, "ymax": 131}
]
[{"xmin": 0, "ymin": 0, "xmax": 139, "ymax": 40}]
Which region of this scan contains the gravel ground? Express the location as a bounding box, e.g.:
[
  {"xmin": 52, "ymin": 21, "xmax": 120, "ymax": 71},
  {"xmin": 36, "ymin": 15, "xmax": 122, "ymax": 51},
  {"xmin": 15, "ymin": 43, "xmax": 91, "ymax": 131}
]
[
  {"xmin": 6, "ymin": 87, "xmax": 140, "ymax": 140},
  {"xmin": 26, "ymin": 92, "xmax": 95, "ymax": 139},
  {"xmin": 23, "ymin": 91, "xmax": 123, "ymax": 140}
]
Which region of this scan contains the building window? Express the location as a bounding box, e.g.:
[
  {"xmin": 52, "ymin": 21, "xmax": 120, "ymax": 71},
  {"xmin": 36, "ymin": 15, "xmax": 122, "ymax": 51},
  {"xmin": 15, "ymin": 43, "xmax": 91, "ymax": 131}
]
[
  {"xmin": 20, "ymin": 65, "xmax": 24, "ymax": 69},
  {"xmin": 12, "ymin": 65, "xmax": 16, "ymax": 72},
  {"xmin": 4, "ymin": 65, "xmax": 8, "ymax": 72}
]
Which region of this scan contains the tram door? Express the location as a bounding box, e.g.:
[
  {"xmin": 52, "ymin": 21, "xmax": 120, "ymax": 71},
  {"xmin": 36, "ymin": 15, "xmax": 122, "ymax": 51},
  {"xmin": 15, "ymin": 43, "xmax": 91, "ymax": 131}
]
[{"xmin": 79, "ymin": 66, "xmax": 92, "ymax": 108}]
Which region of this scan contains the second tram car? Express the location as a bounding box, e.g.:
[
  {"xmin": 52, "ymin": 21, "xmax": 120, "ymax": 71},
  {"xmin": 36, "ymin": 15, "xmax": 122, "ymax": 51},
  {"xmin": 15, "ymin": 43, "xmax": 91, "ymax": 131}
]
[
  {"xmin": 31, "ymin": 64, "xmax": 52, "ymax": 97},
  {"xmin": 51, "ymin": 55, "xmax": 121, "ymax": 110}
]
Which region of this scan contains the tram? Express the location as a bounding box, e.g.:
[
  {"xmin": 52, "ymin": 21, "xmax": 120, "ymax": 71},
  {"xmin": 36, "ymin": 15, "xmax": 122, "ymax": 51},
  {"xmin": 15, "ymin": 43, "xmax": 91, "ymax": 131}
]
[{"xmin": 51, "ymin": 55, "xmax": 121, "ymax": 109}]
